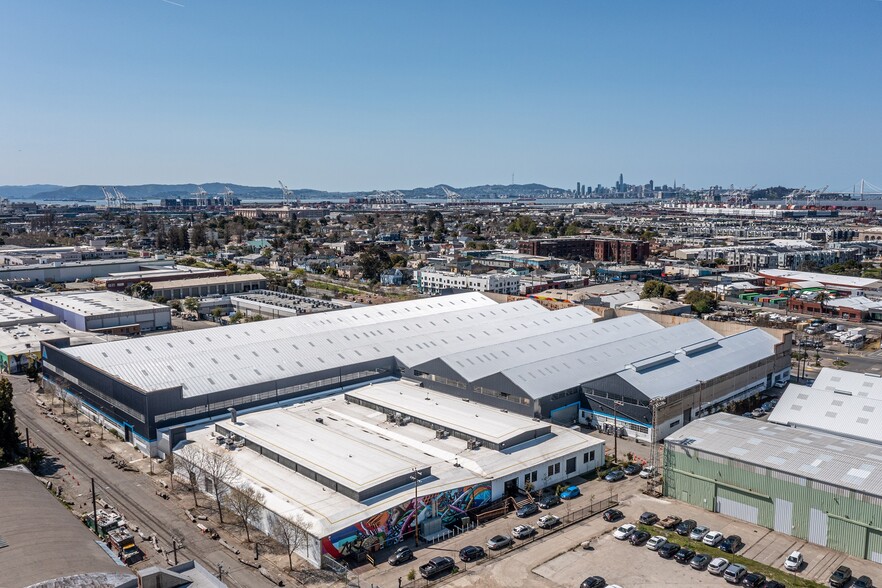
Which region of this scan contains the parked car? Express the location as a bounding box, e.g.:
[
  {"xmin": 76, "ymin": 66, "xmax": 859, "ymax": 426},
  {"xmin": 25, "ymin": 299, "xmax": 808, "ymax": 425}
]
[
  {"xmin": 703, "ymin": 531, "xmax": 724, "ymax": 547},
  {"xmin": 708, "ymin": 557, "xmax": 730, "ymax": 576},
  {"xmin": 646, "ymin": 535, "xmax": 667, "ymax": 551},
  {"xmin": 458, "ymin": 545, "xmax": 485, "ymax": 562},
  {"xmin": 604, "ymin": 470, "xmax": 626, "ymax": 482},
  {"xmin": 603, "ymin": 509, "xmax": 624, "ymax": 522},
  {"xmin": 388, "ymin": 546, "xmax": 414, "ymax": 566},
  {"xmin": 487, "ymin": 535, "xmax": 512, "ymax": 550},
  {"xmin": 690, "ymin": 553, "xmax": 711, "ymax": 570},
  {"xmin": 751, "ymin": 408, "xmax": 766, "ymax": 418},
  {"xmin": 419, "ymin": 556, "xmax": 454, "ymax": 579},
  {"xmin": 854, "ymin": 576, "xmax": 874, "ymax": 588},
  {"xmin": 657, "ymin": 515, "xmax": 682, "ymax": 529},
  {"xmin": 629, "ymin": 530, "xmax": 651, "ymax": 546},
  {"xmin": 516, "ymin": 502, "xmax": 539, "ymax": 518},
  {"xmin": 537, "ymin": 514, "xmax": 560, "ymax": 529},
  {"xmin": 674, "ymin": 547, "xmax": 696, "ymax": 564},
  {"xmin": 829, "ymin": 565, "xmax": 852, "ymax": 588},
  {"xmin": 658, "ymin": 541, "xmax": 680, "ymax": 559},
  {"xmin": 742, "ymin": 572, "xmax": 766, "ymax": 587},
  {"xmin": 512, "ymin": 524, "xmax": 535, "ymax": 539},
  {"xmin": 760, "ymin": 401, "xmax": 773, "ymax": 413},
  {"xmin": 538, "ymin": 494, "xmax": 562, "ymax": 509},
  {"xmin": 675, "ymin": 519, "xmax": 697, "ymax": 536},
  {"xmin": 689, "ymin": 525, "xmax": 709, "ymax": 541},
  {"xmin": 639, "ymin": 511, "xmax": 659, "ymax": 525},
  {"xmin": 719, "ymin": 535, "xmax": 743, "ymax": 553},
  {"xmin": 560, "ymin": 486, "xmax": 581, "ymax": 499},
  {"xmin": 613, "ymin": 524, "xmax": 636, "ymax": 540},
  {"xmin": 623, "ymin": 462, "xmax": 643, "ymax": 476},
  {"xmin": 741, "ymin": 412, "xmax": 755, "ymax": 419},
  {"xmin": 723, "ymin": 563, "xmax": 747, "ymax": 584},
  {"xmin": 639, "ymin": 465, "xmax": 657, "ymax": 479},
  {"xmin": 580, "ymin": 577, "xmax": 606, "ymax": 588},
  {"xmin": 784, "ymin": 550, "xmax": 803, "ymax": 571}
]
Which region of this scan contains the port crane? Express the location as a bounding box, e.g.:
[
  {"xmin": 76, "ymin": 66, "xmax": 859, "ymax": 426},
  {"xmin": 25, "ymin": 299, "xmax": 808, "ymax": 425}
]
[
  {"xmin": 279, "ymin": 180, "xmax": 297, "ymax": 206},
  {"xmin": 218, "ymin": 186, "xmax": 235, "ymax": 206},
  {"xmin": 806, "ymin": 185, "xmax": 828, "ymax": 207},
  {"xmin": 441, "ymin": 186, "xmax": 461, "ymax": 202},
  {"xmin": 191, "ymin": 186, "xmax": 209, "ymax": 207}
]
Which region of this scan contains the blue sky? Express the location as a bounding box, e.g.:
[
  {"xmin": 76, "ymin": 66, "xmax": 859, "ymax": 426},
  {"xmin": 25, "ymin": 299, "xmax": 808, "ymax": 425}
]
[{"xmin": 1, "ymin": 0, "xmax": 880, "ymax": 191}]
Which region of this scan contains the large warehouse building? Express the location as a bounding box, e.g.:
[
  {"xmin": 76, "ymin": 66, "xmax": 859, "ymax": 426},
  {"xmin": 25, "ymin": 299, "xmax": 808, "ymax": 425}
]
[
  {"xmin": 666, "ymin": 412, "xmax": 882, "ymax": 563},
  {"xmin": 41, "ymin": 293, "xmax": 789, "ymax": 456},
  {"xmin": 25, "ymin": 291, "xmax": 171, "ymax": 335},
  {"xmin": 174, "ymin": 380, "xmax": 605, "ymax": 568}
]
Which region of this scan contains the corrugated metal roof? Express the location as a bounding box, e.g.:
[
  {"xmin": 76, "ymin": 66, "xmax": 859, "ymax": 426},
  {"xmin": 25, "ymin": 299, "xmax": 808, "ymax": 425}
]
[
  {"xmin": 811, "ymin": 368, "xmax": 882, "ymax": 398},
  {"xmin": 615, "ymin": 328, "xmax": 780, "ymax": 399},
  {"xmin": 768, "ymin": 384, "xmax": 882, "ymax": 444},
  {"xmin": 501, "ymin": 320, "xmax": 720, "ymax": 399},
  {"xmin": 668, "ymin": 412, "xmax": 882, "ymax": 498}
]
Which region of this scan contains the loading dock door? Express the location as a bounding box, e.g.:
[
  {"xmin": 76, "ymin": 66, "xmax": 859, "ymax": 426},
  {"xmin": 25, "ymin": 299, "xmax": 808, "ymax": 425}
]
[
  {"xmin": 774, "ymin": 498, "xmax": 793, "ymax": 534},
  {"xmin": 808, "ymin": 508, "xmax": 828, "ymax": 547},
  {"xmin": 716, "ymin": 496, "xmax": 759, "ymax": 525}
]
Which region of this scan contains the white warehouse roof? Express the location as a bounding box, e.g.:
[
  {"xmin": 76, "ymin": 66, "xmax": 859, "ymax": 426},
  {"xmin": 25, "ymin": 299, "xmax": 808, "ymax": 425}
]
[{"xmin": 27, "ymin": 291, "xmax": 168, "ymax": 316}]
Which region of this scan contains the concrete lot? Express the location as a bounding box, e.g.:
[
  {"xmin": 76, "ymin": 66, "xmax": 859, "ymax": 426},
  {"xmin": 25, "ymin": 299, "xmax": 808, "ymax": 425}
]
[{"xmin": 359, "ymin": 473, "xmax": 882, "ymax": 588}]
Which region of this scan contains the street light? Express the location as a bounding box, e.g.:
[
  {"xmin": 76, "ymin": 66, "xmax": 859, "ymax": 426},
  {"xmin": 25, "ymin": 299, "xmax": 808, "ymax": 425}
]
[{"xmin": 612, "ymin": 400, "xmax": 624, "ymax": 464}]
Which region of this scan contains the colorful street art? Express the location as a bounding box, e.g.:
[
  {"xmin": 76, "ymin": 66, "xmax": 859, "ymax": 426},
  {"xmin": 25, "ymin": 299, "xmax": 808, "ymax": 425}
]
[{"xmin": 322, "ymin": 483, "xmax": 492, "ymax": 559}]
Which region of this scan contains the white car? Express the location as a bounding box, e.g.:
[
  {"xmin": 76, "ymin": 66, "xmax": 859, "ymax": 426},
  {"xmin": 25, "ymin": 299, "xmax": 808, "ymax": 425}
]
[
  {"xmin": 537, "ymin": 514, "xmax": 560, "ymax": 529},
  {"xmin": 512, "ymin": 524, "xmax": 535, "ymax": 539},
  {"xmin": 784, "ymin": 550, "xmax": 803, "ymax": 571},
  {"xmin": 639, "ymin": 465, "xmax": 657, "ymax": 479},
  {"xmin": 703, "ymin": 530, "xmax": 724, "ymax": 546},
  {"xmin": 613, "ymin": 523, "xmax": 636, "ymax": 540},
  {"xmin": 708, "ymin": 557, "xmax": 729, "ymax": 576},
  {"xmin": 646, "ymin": 535, "xmax": 667, "ymax": 550}
]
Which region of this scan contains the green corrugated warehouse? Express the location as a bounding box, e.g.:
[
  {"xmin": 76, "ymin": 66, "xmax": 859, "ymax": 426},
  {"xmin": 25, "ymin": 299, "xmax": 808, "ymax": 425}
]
[{"xmin": 665, "ymin": 412, "xmax": 882, "ymax": 562}]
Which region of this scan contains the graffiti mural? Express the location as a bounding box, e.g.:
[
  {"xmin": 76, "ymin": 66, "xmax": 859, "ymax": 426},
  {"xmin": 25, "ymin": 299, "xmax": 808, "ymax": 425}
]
[{"xmin": 322, "ymin": 483, "xmax": 492, "ymax": 559}]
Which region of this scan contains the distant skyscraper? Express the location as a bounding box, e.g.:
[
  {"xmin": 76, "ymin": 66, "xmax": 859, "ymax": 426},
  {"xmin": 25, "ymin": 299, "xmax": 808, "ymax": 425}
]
[
  {"xmin": 576, "ymin": 182, "xmax": 581, "ymax": 195},
  {"xmin": 649, "ymin": 179, "xmax": 654, "ymax": 192}
]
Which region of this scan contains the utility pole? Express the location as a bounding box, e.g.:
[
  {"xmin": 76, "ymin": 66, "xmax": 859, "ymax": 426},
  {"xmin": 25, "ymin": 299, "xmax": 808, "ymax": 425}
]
[
  {"xmin": 91, "ymin": 478, "xmax": 99, "ymax": 536},
  {"xmin": 411, "ymin": 469, "xmax": 422, "ymax": 546},
  {"xmin": 613, "ymin": 400, "xmax": 624, "ymax": 463},
  {"xmin": 648, "ymin": 398, "xmax": 666, "ymax": 494},
  {"xmin": 25, "ymin": 427, "xmax": 32, "ymax": 471}
]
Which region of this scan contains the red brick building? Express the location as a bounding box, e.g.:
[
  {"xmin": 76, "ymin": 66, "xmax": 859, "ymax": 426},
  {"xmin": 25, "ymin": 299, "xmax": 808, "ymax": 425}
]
[{"xmin": 518, "ymin": 237, "xmax": 650, "ymax": 263}]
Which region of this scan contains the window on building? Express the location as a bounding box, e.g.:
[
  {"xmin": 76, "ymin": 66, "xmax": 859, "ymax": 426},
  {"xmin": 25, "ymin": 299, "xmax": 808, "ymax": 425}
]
[
  {"xmin": 554, "ymin": 463, "xmax": 561, "ymax": 474},
  {"xmin": 584, "ymin": 449, "xmax": 596, "ymax": 463},
  {"xmin": 547, "ymin": 465, "xmax": 554, "ymax": 477},
  {"xmin": 566, "ymin": 457, "xmax": 576, "ymax": 474},
  {"xmin": 670, "ymin": 420, "xmax": 681, "ymax": 428},
  {"xmin": 531, "ymin": 471, "xmax": 537, "ymax": 482}
]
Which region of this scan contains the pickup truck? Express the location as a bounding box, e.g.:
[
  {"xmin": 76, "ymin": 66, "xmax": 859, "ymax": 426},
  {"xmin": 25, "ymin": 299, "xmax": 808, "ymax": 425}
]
[
  {"xmin": 419, "ymin": 556, "xmax": 455, "ymax": 579},
  {"xmin": 656, "ymin": 515, "xmax": 682, "ymax": 529}
]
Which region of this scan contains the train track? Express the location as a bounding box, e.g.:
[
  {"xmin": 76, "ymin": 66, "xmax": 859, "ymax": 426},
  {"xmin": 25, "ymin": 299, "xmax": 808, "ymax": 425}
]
[{"xmin": 20, "ymin": 403, "xmax": 252, "ymax": 587}]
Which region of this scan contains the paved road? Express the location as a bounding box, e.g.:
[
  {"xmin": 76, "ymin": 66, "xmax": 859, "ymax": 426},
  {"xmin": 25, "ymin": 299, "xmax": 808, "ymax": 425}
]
[{"xmin": 10, "ymin": 376, "xmax": 273, "ymax": 588}]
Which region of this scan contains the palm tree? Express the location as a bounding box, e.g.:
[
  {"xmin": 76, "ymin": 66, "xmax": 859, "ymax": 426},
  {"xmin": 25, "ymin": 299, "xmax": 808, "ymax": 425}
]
[{"xmin": 815, "ymin": 291, "xmax": 829, "ymax": 316}]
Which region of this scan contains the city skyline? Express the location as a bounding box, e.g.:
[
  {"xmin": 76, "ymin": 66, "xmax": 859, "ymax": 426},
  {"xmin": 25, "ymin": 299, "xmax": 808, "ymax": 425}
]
[{"xmin": 2, "ymin": 1, "xmax": 881, "ymax": 191}]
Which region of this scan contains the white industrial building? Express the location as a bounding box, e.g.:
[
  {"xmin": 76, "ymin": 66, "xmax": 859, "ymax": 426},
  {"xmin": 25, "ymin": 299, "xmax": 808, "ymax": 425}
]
[
  {"xmin": 414, "ymin": 269, "xmax": 520, "ymax": 296},
  {"xmin": 25, "ymin": 291, "xmax": 171, "ymax": 335},
  {"xmin": 173, "ymin": 380, "xmax": 605, "ymax": 568},
  {"xmin": 0, "ymin": 323, "xmax": 105, "ymax": 374},
  {"xmin": 0, "ymin": 296, "xmax": 59, "ymax": 327}
]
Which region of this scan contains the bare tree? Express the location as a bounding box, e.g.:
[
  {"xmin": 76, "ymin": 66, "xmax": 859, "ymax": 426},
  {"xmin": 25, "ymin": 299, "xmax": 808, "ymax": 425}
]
[
  {"xmin": 177, "ymin": 443, "xmax": 206, "ymax": 507},
  {"xmin": 229, "ymin": 484, "xmax": 265, "ymax": 543},
  {"xmin": 200, "ymin": 447, "xmax": 240, "ymax": 524},
  {"xmin": 68, "ymin": 394, "xmax": 81, "ymax": 423},
  {"xmin": 271, "ymin": 513, "xmax": 311, "ymax": 571}
]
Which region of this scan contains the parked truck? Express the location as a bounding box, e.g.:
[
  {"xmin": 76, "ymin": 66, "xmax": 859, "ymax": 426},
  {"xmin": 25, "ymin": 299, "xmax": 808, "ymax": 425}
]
[{"xmin": 419, "ymin": 556, "xmax": 455, "ymax": 579}]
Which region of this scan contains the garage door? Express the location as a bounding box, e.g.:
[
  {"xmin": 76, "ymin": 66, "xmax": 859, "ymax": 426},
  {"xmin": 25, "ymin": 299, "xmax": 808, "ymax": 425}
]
[
  {"xmin": 716, "ymin": 496, "xmax": 759, "ymax": 525},
  {"xmin": 808, "ymin": 508, "xmax": 828, "ymax": 547},
  {"xmin": 773, "ymin": 498, "xmax": 793, "ymax": 534}
]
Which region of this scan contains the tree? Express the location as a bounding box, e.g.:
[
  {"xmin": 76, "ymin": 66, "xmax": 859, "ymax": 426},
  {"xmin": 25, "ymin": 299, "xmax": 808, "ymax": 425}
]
[
  {"xmin": 640, "ymin": 280, "xmax": 678, "ymax": 301},
  {"xmin": 128, "ymin": 281, "xmax": 154, "ymax": 300},
  {"xmin": 229, "ymin": 484, "xmax": 265, "ymax": 543},
  {"xmin": 183, "ymin": 297, "xmax": 199, "ymax": 314},
  {"xmin": 211, "ymin": 307, "xmax": 224, "ymax": 321},
  {"xmin": 24, "ymin": 353, "xmax": 41, "ymax": 381},
  {"xmin": 230, "ymin": 311, "xmax": 245, "ymax": 324},
  {"xmin": 0, "ymin": 377, "xmax": 19, "ymax": 465},
  {"xmin": 271, "ymin": 513, "xmax": 311, "ymax": 571},
  {"xmin": 684, "ymin": 290, "xmax": 718, "ymax": 314},
  {"xmin": 200, "ymin": 447, "xmax": 240, "ymax": 524},
  {"xmin": 177, "ymin": 443, "xmax": 206, "ymax": 508},
  {"xmin": 357, "ymin": 245, "xmax": 392, "ymax": 283}
]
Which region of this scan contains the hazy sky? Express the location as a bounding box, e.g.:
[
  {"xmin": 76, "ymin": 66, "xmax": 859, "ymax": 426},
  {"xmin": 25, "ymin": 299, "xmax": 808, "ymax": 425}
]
[{"xmin": 2, "ymin": 0, "xmax": 881, "ymax": 192}]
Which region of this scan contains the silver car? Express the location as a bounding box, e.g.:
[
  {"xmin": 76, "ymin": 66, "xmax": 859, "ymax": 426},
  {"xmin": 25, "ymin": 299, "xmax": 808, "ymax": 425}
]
[
  {"xmin": 708, "ymin": 557, "xmax": 729, "ymax": 576},
  {"xmin": 487, "ymin": 534, "xmax": 512, "ymax": 550},
  {"xmin": 689, "ymin": 525, "xmax": 709, "ymax": 541}
]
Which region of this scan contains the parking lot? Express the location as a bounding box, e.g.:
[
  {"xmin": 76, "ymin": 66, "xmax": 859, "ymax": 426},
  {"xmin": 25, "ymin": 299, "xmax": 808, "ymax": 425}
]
[{"xmin": 358, "ymin": 474, "xmax": 882, "ymax": 588}]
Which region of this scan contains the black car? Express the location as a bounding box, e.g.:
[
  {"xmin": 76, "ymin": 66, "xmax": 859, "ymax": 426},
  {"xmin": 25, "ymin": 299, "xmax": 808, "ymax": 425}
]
[
  {"xmin": 388, "ymin": 546, "xmax": 413, "ymax": 566},
  {"xmin": 742, "ymin": 572, "xmax": 766, "ymax": 587},
  {"xmin": 674, "ymin": 548, "xmax": 696, "ymax": 564},
  {"xmin": 854, "ymin": 576, "xmax": 874, "ymax": 588},
  {"xmin": 829, "ymin": 565, "xmax": 852, "ymax": 588},
  {"xmin": 761, "ymin": 581, "xmax": 785, "ymax": 588},
  {"xmin": 639, "ymin": 511, "xmax": 659, "ymax": 525},
  {"xmin": 580, "ymin": 576, "xmax": 606, "ymax": 588},
  {"xmin": 516, "ymin": 502, "xmax": 540, "ymax": 518},
  {"xmin": 690, "ymin": 553, "xmax": 711, "ymax": 570},
  {"xmin": 629, "ymin": 530, "xmax": 651, "ymax": 546},
  {"xmin": 719, "ymin": 535, "xmax": 743, "ymax": 553},
  {"xmin": 538, "ymin": 494, "xmax": 562, "ymax": 509},
  {"xmin": 675, "ymin": 519, "xmax": 697, "ymax": 536},
  {"xmin": 603, "ymin": 509, "xmax": 624, "ymax": 522},
  {"xmin": 658, "ymin": 541, "xmax": 680, "ymax": 559},
  {"xmin": 458, "ymin": 545, "xmax": 485, "ymax": 562},
  {"xmin": 623, "ymin": 462, "xmax": 643, "ymax": 475}
]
